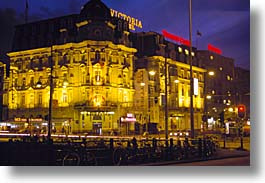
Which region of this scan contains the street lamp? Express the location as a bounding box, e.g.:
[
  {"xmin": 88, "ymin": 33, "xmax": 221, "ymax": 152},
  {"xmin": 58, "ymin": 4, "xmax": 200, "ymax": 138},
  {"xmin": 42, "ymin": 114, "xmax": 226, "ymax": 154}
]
[
  {"xmin": 147, "ymin": 70, "xmax": 156, "ymax": 134},
  {"xmin": 206, "ymin": 95, "xmax": 212, "ymax": 100},
  {"xmin": 204, "ymin": 70, "xmax": 215, "ymax": 131},
  {"xmin": 188, "ymin": 0, "xmax": 194, "ymax": 138},
  {"xmin": 149, "ymin": 70, "xmax": 156, "ymax": 76},
  {"xmin": 208, "ymin": 71, "xmax": 215, "ymax": 76},
  {"xmin": 164, "ymin": 46, "xmax": 169, "ymax": 146},
  {"xmin": 48, "ymin": 46, "xmax": 54, "ymax": 143}
]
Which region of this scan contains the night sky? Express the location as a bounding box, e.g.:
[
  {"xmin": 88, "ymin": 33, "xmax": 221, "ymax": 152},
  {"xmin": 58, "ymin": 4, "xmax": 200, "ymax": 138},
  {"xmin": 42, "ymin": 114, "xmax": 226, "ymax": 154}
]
[{"xmin": 0, "ymin": 0, "xmax": 250, "ymax": 70}]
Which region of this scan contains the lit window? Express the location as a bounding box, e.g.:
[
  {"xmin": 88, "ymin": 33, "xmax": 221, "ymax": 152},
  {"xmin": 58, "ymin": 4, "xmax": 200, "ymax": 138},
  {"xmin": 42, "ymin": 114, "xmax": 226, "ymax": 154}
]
[
  {"xmin": 178, "ymin": 47, "xmax": 183, "ymax": 53},
  {"xmin": 185, "ymin": 49, "xmax": 189, "ymax": 55},
  {"xmin": 219, "ymin": 67, "xmax": 223, "ymax": 71},
  {"xmin": 22, "ymin": 78, "xmax": 26, "ymax": 86},
  {"xmin": 180, "ymin": 69, "xmax": 184, "ymax": 78},
  {"xmin": 211, "ymin": 90, "xmax": 215, "ymax": 94},
  {"xmin": 187, "ymin": 71, "xmax": 190, "ymax": 79},
  {"xmin": 227, "ymin": 75, "xmax": 231, "ymax": 81},
  {"xmin": 95, "ymin": 70, "xmax": 101, "ymax": 82},
  {"xmin": 93, "ymin": 95, "xmax": 103, "ymax": 107},
  {"xmin": 191, "ymin": 52, "xmax": 195, "ymax": 57},
  {"xmin": 63, "ymin": 92, "xmax": 68, "ymax": 103},
  {"xmin": 21, "ymin": 94, "xmax": 25, "ymax": 106},
  {"xmin": 38, "ymin": 93, "xmax": 42, "ymax": 105}
]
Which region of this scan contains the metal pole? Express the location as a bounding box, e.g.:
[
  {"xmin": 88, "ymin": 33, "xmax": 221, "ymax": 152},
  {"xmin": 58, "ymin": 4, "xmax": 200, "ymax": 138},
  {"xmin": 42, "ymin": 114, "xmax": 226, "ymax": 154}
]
[
  {"xmin": 165, "ymin": 48, "xmax": 169, "ymax": 146},
  {"xmin": 48, "ymin": 46, "xmax": 53, "ymax": 142},
  {"xmin": 204, "ymin": 72, "xmax": 208, "ymax": 131},
  {"xmin": 189, "ymin": 0, "xmax": 195, "ymax": 138}
]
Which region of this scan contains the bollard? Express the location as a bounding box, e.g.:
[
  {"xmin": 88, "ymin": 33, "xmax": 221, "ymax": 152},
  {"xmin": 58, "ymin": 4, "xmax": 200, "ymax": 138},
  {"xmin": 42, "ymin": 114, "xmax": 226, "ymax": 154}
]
[
  {"xmin": 170, "ymin": 138, "xmax": 174, "ymax": 148},
  {"xmin": 165, "ymin": 139, "xmax": 169, "ymax": 148},
  {"xmin": 127, "ymin": 140, "xmax": 131, "ymax": 148},
  {"xmin": 132, "ymin": 137, "xmax": 137, "ymax": 149},
  {"xmin": 152, "ymin": 138, "xmax": 157, "ymax": 149},
  {"xmin": 109, "ymin": 138, "xmax": 114, "ymax": 150},
  {"xmin": 223, "ymin": 134, "xmax": 226, "ymax": 149},
  {"xmin": 183, "ymin": 138, "xmax": 189, "ymax": 159}
]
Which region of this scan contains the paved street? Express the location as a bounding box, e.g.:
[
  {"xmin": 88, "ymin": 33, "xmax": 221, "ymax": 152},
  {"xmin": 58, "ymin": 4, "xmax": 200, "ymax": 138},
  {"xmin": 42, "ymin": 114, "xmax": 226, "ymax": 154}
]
[
  {"xmin": 166, "ymin": 156, "xmax": 250, "ymax": 166},
  {"xmin": 139, "ymin": 148, "xmax": 250, "ymax": 166}
]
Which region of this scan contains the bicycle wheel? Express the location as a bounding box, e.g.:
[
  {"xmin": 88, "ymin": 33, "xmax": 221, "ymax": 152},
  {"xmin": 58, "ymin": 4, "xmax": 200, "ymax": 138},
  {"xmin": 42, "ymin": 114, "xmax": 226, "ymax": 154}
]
[
  {"xmin": 62, "ymin": 152, "xmax": 80, "ymax": 166},
  {"xmin": 84, "ymin": 152, "xmax": 98, "ymax": 166},
  {"xmin": 112, "ymin": 148, "xmax": 126, "ymax": 166}
]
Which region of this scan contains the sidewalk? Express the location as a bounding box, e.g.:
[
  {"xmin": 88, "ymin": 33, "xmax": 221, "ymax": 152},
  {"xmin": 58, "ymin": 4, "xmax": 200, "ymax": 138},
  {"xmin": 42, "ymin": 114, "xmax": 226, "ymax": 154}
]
[{"xmin": 139, "ymin": 148, "xmax": 250, "ymax": 166}]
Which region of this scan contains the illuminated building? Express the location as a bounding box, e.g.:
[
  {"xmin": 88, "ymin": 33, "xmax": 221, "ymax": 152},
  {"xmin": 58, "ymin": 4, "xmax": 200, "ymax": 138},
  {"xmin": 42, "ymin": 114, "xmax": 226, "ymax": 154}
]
[
  {"xmin": 0, "ymin": 61, "xmax": 8, "ymax": 122},
  {"xmin": 197, "ymin": 50, "xmax": 236, "ymax": 124},
  {"xmin": 132, "ymin": 32, "xmax": 206, "ymax": 134},
  {"xmin": 2, "ymin": 0, "xmax": 208, "ymax": 135},
  {"xmin": 234, "ymin": 67, "xmax": 250, "ymax": 118},
  {"xmin": 4, "ymin": 0, "xmax": 136, "ymax": 135}
]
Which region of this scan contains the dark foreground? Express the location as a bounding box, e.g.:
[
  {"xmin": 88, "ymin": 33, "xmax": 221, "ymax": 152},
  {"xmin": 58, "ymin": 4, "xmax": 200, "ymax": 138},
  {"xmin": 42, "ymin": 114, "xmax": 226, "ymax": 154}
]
[
  {"xmin": 165, "ymin": 156, "xmax": 250, "ymax": 166},
  {"xmin": 0, "ymin": 136, "xmax": 249, "ymax": 166}
]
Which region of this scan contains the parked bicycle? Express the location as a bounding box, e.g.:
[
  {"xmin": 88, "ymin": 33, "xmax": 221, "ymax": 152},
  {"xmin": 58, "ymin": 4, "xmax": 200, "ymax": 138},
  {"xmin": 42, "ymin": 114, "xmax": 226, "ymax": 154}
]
[{"xmin": 61, "ymin": 140, "xmax": 97, "ymax": 166}]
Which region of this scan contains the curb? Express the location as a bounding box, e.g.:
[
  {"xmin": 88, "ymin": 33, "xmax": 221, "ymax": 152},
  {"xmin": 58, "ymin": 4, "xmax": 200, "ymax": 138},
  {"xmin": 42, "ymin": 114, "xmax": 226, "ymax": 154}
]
[{"xmin": 137, "ymin": 150, "xmax": 250, "ymax": 166}]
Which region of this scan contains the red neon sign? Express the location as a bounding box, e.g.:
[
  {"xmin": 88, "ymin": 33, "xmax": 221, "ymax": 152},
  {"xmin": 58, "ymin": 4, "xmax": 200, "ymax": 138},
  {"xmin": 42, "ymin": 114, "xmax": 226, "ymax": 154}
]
[
  {"xmin": 208, "ymin": 44, "xmax": 222, "ymax": 55},
  {"xmin": 162, "ymin": 30, "xmax": 190, "ymax": 46}
]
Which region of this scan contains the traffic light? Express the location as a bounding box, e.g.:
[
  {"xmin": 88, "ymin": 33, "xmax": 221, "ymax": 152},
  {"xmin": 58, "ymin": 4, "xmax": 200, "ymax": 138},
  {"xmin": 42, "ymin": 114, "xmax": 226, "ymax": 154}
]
[
  {"xmin": 238, "ymin": 104, "xmax": 246, "ymax": 119},
  {"xmin": 219, "ymin": 111, "xmax": 224, "ymax": 125}
]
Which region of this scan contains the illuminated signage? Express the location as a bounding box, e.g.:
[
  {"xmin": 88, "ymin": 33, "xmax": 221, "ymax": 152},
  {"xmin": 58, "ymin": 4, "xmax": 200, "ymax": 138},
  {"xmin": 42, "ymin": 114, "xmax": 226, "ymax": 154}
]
[
  {"xmin": 14, "ymin": 118, "xmax": 43, "ymax": 122},
  {"xmin": 110, "ymin": 9, "xmax": 143, "ymax": 31},
  {"xmin": 14, "ymin": 118, "xmax": 28, "ymax": 122},
  {"xmin": 208, "ymin": 44, "xmax": 222, "ymax": 55},
  {"xmin": 127, "ymin": 113, "xmax": 134, "ymax": 118},
  {"xmin": 121, "ymin": 114, "xmax": 136, "ymax": 122},
  {"xmin": 162, "ymin": 30, "xmax": 190, "ymax": 46},
  {"xmin": 193, "ymin": 78, "xmax": 199, "ymax": 96}
]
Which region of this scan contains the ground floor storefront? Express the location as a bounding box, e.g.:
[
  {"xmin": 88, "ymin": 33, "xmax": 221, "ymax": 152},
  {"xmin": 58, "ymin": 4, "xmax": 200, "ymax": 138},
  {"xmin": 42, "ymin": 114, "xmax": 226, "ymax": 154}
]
[{"xmin": 2, "ymin": 107, "xmax": 204, "ymax": 136}]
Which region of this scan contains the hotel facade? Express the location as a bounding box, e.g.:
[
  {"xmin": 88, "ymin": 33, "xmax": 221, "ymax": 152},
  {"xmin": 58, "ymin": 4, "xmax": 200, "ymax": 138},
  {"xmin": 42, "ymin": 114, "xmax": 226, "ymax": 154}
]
[{"xmin": 1, "ymin": 0, "xmax": 207, "ymax": 135}]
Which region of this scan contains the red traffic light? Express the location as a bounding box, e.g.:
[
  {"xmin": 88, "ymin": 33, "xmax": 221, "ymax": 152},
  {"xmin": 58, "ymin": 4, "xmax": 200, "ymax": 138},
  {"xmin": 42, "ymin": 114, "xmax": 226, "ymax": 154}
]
[
  {"xmin": 238, "ymin": 105, "xmax": 246, "ymax": 112},
  {"xmin": 237, "ymin": 104, "xmax": 246, "ymax": 118}
]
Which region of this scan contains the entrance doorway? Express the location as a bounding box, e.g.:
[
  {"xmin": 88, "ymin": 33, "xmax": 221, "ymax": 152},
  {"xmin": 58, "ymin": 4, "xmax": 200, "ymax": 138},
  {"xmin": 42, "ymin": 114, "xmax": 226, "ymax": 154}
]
[{"xmin": 93, "ymin": 122, "xmax": 102, "ymax": 135}]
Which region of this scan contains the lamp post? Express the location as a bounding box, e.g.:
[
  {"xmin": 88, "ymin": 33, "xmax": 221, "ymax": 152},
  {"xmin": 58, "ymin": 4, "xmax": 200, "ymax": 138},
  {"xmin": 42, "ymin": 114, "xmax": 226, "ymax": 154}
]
[
  {"xmin": 189, "ymin": 0, "xmax": 194, "ymax": 138},
  {"xmin": 48, "ymin": 46, "xmax": 53, "ymax": 142},
  {"xmin": 165, "ymin": 47, "xmax": 169, "ymax": 146},
  {"xmin": 148, "ymin": 70, "xmax": 156, "ymax": 134},
  {"xmin": 204, "ymin": 71, "xmax": 215, "ymax": 131}
]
